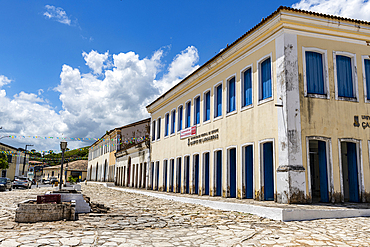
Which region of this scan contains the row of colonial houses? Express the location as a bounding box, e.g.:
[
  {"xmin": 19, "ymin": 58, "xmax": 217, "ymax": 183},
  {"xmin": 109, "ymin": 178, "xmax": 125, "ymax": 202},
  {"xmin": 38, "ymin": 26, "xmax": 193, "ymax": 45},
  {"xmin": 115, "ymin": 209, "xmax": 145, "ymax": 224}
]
[{"xmin": 88, "ymin": 6, "xmax": 370, "ymax": 204}]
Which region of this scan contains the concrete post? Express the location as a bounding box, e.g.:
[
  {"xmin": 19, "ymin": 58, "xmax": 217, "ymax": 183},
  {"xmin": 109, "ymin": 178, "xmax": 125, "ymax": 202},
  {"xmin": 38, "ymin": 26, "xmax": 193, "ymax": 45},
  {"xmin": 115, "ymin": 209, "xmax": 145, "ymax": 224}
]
[{"xmin": 275, "ymin": 31, "xmax": 307, "ymax": 204}]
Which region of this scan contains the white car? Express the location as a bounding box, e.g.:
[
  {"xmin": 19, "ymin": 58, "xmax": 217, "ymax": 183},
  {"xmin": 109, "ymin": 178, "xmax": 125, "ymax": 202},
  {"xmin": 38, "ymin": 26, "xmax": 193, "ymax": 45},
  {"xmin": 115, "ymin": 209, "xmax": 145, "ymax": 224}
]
[{"xmin": 12, "ymin": 177, "xmax": 32, "ymax": 189}]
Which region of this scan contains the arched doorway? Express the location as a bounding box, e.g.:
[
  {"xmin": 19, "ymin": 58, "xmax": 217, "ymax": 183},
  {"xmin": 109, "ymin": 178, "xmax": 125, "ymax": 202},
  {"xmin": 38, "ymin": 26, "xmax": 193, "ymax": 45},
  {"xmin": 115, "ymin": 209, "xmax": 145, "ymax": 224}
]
[
  {"xmin": 96, "ymin": 163, "xmax": 99, "ymax": 181},
  {"xmin": 127, "ymin": 157, "xmax": 131, "ymax": 186},
  {"xmin": 104, "ymin": 160, "xmax": 108, "ymax": 182}
]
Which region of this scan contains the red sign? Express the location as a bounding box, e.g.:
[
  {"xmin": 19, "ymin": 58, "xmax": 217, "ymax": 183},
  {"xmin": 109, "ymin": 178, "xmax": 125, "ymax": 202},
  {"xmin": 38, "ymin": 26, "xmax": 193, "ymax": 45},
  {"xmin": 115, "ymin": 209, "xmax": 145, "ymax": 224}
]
[{"xmin": 180, "ymin": 126, "xmax": 197, "ymax": 139}]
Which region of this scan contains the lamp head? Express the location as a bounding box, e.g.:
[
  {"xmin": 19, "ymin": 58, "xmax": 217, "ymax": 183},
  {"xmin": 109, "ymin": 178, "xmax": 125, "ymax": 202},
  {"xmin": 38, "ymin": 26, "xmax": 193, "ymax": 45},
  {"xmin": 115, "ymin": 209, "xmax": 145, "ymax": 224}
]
[{"xmin": 60, "ymin": 141, "xmax": 68, "ymax": 151}]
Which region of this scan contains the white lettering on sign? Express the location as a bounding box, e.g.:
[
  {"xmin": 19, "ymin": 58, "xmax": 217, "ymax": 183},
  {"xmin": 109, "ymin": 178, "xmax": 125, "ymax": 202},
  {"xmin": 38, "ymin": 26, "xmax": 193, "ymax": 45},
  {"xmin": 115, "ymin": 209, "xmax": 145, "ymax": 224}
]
[{"xmin": 180, "ymin": 126, "xmax": 197, "ymax": 139}]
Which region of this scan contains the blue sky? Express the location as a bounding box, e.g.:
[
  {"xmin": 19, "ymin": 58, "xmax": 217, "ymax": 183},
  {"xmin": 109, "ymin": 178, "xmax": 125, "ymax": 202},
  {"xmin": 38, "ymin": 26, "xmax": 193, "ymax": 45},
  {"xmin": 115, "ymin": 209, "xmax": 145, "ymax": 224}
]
[{"xmin": 0, "ymin": 0, "xmax": 369, "ymax": 152}]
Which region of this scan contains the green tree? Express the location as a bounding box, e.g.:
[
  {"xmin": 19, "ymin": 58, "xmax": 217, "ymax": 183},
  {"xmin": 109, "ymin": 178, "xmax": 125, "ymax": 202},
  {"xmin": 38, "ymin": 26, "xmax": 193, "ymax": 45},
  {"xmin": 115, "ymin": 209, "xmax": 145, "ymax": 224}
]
[{"xmin": 0, "ymin": 153, "xmax": 9, "ymax": 170}]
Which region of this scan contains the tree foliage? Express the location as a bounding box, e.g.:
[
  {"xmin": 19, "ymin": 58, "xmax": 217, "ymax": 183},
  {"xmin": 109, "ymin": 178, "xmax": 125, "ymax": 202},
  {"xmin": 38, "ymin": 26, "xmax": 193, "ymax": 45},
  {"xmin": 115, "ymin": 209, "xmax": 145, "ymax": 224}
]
[
  {"xmin": 0, "ymin": 153, "xmax": 9, "ymax": 170},
  {"xmin": 29, "ymin": 146, "xmax": 89, "ymax": 167}
]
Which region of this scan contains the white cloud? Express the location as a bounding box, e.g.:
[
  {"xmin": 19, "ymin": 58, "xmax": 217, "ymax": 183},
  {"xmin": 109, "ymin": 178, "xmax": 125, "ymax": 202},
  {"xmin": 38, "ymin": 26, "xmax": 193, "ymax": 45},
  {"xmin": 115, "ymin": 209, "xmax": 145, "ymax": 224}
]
[
  {"xmin": 292, "ymin": 0, "xmax": 370, "ymax": 21},
  {"xmin": 82, "ymin": 50, "xmax": 109, "ymax": 74},
  {"xmin": 0, "ymin": 75, "xmax": 11, "ymax": 88},
  {"xmin": 0, "ymin": 47, "xmax": 199, "ymax": 151},
  {"xmin": 155, "ymin": 46, "xmax": 199, "ymax": 94},
  {"xmin": 13, "ymin": 91, "xmax": 44, "ymax": 103},
  {"xmin": 43, "ymin": 5, "xmax": 72, "ymax": 25}
]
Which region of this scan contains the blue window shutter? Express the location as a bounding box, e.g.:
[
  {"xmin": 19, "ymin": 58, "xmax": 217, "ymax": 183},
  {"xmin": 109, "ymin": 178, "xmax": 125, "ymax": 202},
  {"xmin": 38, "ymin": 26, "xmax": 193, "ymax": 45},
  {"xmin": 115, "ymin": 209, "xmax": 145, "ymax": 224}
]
[
  {"xmin": 171, "ymin": 111, "xmax": 175, "ymax": 134},
  {"xmin": 179, "ymin": 107, "xmax": 183, "ymax": 131},
  {"xmin": 165, "ymin": 114, "xmax": 169, "ymax": 136},
  {"xmin": 152, "ymin": 121, "xmax": 156, "ymax": 141},
  {"xmin": 336, "ymin": 55, "xmax": 354, "ymax": 98},
  {"xmin": 306, "ymin": 51, "xmax": 325, "ymax": 95},
  {"xmin": 205, "ymin": 92, "xmax": 210, "ymax": 121},
  {"xmin": 228, "ymin": 78, "xmax": 235, "ymax": 112},
  {"xmin": 195, "ymin": 97, "xmax": 200, "ymax": 125},
  {"xmin": 365, "ymin": 59, "xmax": 370, "ymax": 100},
  {"xmin": 157, "ymin": 118, "xmax": 161, "ymax": 139},
  {"xmin": 261, "ymin": 58, "xmax": 272, "ymax": 100},
  {"xmin": 243, "ymin": 68, "xmax": 252, "ymax": 106},
  {"xmin": 186, "ymin": 102, "xmax": 191, "ymax": 128},
  {"xmin": 217, "ymin": 85, "xmax": 222, "ymax": 117}
]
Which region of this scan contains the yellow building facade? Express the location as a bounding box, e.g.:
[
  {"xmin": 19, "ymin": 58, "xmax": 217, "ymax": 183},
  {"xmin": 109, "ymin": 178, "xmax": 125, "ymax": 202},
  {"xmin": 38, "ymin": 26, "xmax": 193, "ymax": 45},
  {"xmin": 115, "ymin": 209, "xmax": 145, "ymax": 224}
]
[
  {"xmin": 146, "ymin": 7, "xmax": 370, "ymax": 204},
  {"xmin": 0, "ymin": 142, "xmax": 29, "ymax": 180},
  {"xmin": 88, "ymin": 129, "xmax": 120, "ymax": 182}
]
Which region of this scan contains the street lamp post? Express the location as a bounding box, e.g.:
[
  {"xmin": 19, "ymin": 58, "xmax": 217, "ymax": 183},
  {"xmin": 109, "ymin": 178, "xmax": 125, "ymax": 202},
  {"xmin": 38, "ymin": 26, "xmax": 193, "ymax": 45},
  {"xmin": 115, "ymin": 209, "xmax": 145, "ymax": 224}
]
[
  {"xmin": 59, "ymin": 141, "xmax": 67, "ymax": 190},
  {"xmin": 22, "ymin": 144, "xmax": 33, "ymax": 176}
]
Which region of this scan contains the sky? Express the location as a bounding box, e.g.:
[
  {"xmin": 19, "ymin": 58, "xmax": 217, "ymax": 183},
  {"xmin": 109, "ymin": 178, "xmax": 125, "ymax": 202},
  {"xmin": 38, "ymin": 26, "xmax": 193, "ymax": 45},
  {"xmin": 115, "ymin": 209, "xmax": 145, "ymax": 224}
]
[{"xmin": 1, "ymin": 0, "xmax": 370, "ymax": 153}]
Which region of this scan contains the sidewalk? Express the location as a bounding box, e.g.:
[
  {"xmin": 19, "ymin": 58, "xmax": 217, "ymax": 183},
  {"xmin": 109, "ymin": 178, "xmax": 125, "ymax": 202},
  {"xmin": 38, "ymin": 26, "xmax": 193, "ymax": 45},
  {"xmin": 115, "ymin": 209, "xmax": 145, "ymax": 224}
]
[{"xmin": 92, "ymin": 182, "xmax": 370, "ymax": 221}]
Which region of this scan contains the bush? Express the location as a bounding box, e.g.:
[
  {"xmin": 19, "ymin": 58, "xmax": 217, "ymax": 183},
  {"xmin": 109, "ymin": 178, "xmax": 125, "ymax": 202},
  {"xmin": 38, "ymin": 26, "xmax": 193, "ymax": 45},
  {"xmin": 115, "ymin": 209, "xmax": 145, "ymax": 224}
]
[{"xmin": 68, "ymin": 176, "xmax": 78, "ymax": 184}]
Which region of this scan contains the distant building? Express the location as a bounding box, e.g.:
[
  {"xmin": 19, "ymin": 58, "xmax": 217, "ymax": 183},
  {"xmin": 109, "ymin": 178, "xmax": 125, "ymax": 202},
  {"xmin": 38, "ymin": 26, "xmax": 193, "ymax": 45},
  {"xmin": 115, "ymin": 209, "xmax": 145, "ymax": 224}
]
[
  {"xmin": 115, "ymin": 118, "xmax": 150, "ymax": 189},
  {"xmin": 43, "ymin": 159, "xmax": 88, "ymax": 182},
  {"xmin": 88, "ymin": 127, "xmax": 121, "ymax": 182},
  {"xmin": 0, "ymin": 142, "xmax": 29, "ymax": 180},
  {"xmin": 28, "ymin": 161, "xmax": 47, "ymax": 181}
]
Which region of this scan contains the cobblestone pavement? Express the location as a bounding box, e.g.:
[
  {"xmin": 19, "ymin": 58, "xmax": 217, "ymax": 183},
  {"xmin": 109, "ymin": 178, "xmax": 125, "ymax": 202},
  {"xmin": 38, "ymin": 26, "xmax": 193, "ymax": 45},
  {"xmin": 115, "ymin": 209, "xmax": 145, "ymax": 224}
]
[{"xmin": 1, "ymin": 184, "xmax": 370, "ymax": 246}]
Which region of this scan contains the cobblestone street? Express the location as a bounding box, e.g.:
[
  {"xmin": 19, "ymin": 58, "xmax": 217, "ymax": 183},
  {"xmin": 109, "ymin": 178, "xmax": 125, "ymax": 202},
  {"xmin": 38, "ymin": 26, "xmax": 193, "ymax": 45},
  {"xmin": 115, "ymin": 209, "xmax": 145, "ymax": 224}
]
[{"xmin": 1, "ymin": 183, "xmax": 370, "ymax": 246}]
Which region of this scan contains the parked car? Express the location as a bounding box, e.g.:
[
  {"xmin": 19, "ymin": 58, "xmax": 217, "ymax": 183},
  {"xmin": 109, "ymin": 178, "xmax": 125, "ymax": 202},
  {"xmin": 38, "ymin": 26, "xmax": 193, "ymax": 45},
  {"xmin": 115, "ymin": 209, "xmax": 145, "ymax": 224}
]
[
  {"xmin": 42, "ymin": 179, "xmax": 50, "ymax": 184},
  {"xmin": 50, "ymin": 177, "xmax": 59, "ymax": 185},
  {"xmin": 12, "ymin": 177, "xmax": 32, "ymax": 189},
  {"xmin": 0, "ymin": 177, "xmax": 12, "ymax": 191}
]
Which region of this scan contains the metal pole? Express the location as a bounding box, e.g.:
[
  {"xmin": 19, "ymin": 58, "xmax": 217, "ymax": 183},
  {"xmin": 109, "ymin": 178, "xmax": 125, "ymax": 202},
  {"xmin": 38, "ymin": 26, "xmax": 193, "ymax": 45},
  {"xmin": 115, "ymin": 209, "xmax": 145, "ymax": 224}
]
[
  {"xmin": 22, "ymin": 144, "xmax": 33, "ymax": 176},
  {"xmin": 59, "ymin": 149, "xmax": 65, "ymax": 190}
]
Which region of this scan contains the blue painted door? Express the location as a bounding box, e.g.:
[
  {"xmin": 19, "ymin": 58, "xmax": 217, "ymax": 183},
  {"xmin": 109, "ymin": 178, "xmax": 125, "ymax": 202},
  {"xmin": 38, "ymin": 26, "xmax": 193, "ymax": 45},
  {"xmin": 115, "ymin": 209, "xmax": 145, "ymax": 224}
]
[
  {"xmin": 229, "ymin": 148, "xmax": 237, "ymax": 198},
  {"xmin": 170, "ymin": 160, "xmax": 174, "ymax": 192},
  {"xmin": 194, "ymin": 155, "xmax": 199, "ymax": 194},
  {"xmin": 204, "ymin": 153, "xmax": 210, "ymax": 195},
  {"xmin": 245, "ymin": 146, "xmax": 253, "ymax": 199},
  {"xmin": 177, "ymin": 159, "xmax": 181, "ymax": 193},
  {"xmin": 156, "ymin": 162, "xmax": 159, "ymax": 191},
  {"xmin": 318, "ymin": 141, "xmax": 329, "ymax": 203},
  {"xmin": 216, "ymin": 150, "xmax": 222, "ymax": 196},
  {"xmin": 164, "ymin": 162, "xmax": 167, "ymax": 191},
  {"xmin": 151, "ymin": 163, "xmax": 154, "ymax": 190},
  {"xmin": 347, "ymin": 142, "xmax": 360, "ymax": 202},
  {"xmin": 263, "ymin": 142, "xmax": 274, "ymax": 201},
  {"xmin": 185, "ymin": 156, "xmax": 190, "ymax": 194}
]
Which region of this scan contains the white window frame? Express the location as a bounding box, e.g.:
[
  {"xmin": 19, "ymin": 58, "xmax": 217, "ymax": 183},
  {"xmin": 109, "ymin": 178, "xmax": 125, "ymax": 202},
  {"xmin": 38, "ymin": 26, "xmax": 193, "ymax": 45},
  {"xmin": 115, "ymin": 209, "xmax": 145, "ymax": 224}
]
[
  {"xmin": 258, "ymin": 138, "xmax": 275, "ymax": 201},
  {"xmin": 333, "ymin": 51, "xmax": 358, "ymax": 102},
  {"xmin": 170, "ymin": 108, "xmax": 176, "ymax": 136},
  {"xmin": 192, "ymin": 152, "xmax": 201, "ymax": 195},
  {"xmin": 240, "ymin": 64, "xmax": 254, "ymax": 111},
  {"xmin": 338, "ymin": 138, "xmax": 364, "ymax": 202},
  {"xmin": 306, "ymin": 136, "xmax": 334, "ymax": 203},
  {"xmin": 226, "ymin": 74, "xmax": 237, "ymax": 116},
  {"xmin": 302, "ymin": 47, "xmax": 329, "ymax": 99},
  {"xmin": 185, "ymin": 99, "xmax": 192, "ymax": 129},
  {"xmin": 182, "ymin": 154, "xmax": 191, "ymax": 194},
  {"xmin": 213, "ymin": 81, "xmax": 223, "ymax": 121},
  {"xmin": 151, "ymin": 119, "xmax": 156, "ymax": 142},
  {"xmin": 162, "ymin": 159, "xmax": 168, "ymax": 191},
  {"xmin": 226, "ymin": 145, "xmax": 238, "ymax": 198},
  {"xmin": 164, "ymin": 112, "xmax": 170, "ymax": 138},
  {"xmin": 241, "ymin": 142, "xmax": 255, "ymax": 199},
  {"xmin": 156, "ymin": 117, "xmax": 161, "ymax": 140},
  {"xmin": 212, "ymin": 148, "xmax": 223, "ymax": 197},
  {"xmin": 177, "ymin": 104, "xmax": 183, "ymax": 132},
  {"xmin": 193, "ymin": 94, "xmax": 201, "ymax": 126},
  {"xmin": 203, "ymin": 88, "xmax": 211, "ymax": 124},
  {"xmin": 362, "ymin": 55, "xmax": 370, "ymax": 103},
  {"xmin": 257, "ymin": 53, "xmax": 274, "ymax": 105},
  {"xmin": 201, "ymin": 150, "xmax": 211, "ymax": 196}
]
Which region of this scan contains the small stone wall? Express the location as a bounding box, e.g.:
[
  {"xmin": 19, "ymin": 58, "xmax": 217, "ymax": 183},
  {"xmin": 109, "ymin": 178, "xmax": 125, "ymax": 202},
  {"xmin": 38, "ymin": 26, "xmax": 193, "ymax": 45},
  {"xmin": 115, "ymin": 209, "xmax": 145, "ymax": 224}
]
[{"xmin": 15, "ymin": 200, "xmax": 76, "ymax": 223}]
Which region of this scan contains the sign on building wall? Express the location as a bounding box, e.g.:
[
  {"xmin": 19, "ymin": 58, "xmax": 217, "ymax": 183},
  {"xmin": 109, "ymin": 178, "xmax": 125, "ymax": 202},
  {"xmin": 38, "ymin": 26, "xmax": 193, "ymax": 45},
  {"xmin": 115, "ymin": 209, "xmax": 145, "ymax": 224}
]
[
  {"xmin": 180, "ymin": 126, "xmax": 197, "ymax": 139},
  {"xmin": 354, "ymin": 115, "xmax": 370, "ymax": 129},
  {"xmin": 187, "ymin": 129, "xmax": 219, "ymax": 146}
]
